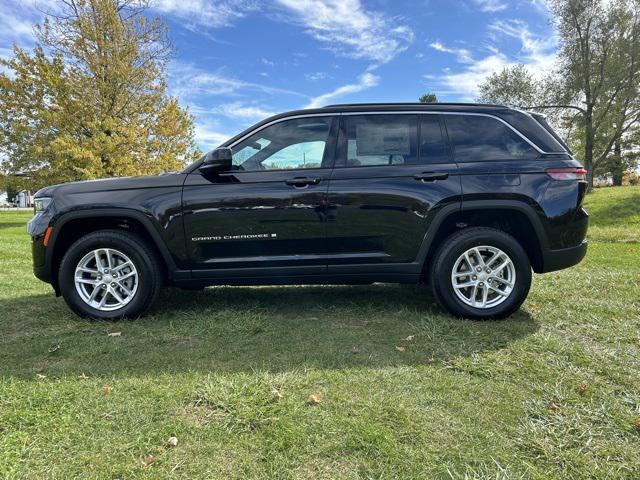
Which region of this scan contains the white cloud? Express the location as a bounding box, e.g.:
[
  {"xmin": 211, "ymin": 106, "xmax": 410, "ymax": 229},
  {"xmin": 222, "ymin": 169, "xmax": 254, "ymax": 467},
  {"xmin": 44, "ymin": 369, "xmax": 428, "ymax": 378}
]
[
  {"xmin": 167, "ymin": 62, "xmax": 308, "ymax": 101},
  {"xmin": 213, "ymin": 102, "xmax": 275, "ymax": 120},
  {"xmin": 305, "ymin": 72, "xmax": 379, "ymax": 108},
  {"xmin": 153, "ymin": 0, "xmax": 258, "ymax": 29},
  {"xmin": 428, "ymin": 20, "xmax": 557, "ymax": 100},
  {"xmin": 488, "ymin": 19, "xmax": 557, "ymax": 72},
  {"xmin": 305, "ymin": 72, "xmax": 329, "ymax": 81},
  {"xmin": 472, "ymin": 0, "xmax": 508, "ymax": 12},
  {"xmin": 194, "ymin": 123, "xmax": 233, "ymax": 150},
  {"xmin": 274, "ymin": 0, "xmax": 414, "ymax": 64},
  {"xmin": 429, "ymin": 42, "xmax": 473, "ymax": 64}
]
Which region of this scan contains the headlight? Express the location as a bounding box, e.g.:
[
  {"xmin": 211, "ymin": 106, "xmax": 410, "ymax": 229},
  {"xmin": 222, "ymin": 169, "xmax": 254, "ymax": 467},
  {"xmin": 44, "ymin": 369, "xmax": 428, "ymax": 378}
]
[{"xmin": 34, "ymin": 197, "xmax": 52, "ymax": 213}]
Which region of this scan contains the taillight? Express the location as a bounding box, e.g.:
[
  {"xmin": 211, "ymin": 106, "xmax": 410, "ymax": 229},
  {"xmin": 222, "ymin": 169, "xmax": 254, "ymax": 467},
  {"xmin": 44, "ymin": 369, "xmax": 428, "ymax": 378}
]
[{"xmin": 546, "ymin": 168, "xmax": 587, "ymax": 181}]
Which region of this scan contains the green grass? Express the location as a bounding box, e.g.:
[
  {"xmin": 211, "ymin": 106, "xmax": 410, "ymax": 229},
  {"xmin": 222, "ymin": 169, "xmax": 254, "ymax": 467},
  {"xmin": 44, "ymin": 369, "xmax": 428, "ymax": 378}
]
[{"xmin": 1, "ymin": 186, "xmax": 639, "ymax": 479}]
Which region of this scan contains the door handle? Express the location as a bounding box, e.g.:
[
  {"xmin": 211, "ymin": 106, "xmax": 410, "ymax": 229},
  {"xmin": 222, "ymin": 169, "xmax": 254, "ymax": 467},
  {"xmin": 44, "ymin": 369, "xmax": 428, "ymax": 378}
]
[
  {"xmin": 285, "ymin": 177, "xmax": 321, "ymax": 187},
  {"xmin": 413, "ymin": 172, "xmax": 449, "ymax": 182}
]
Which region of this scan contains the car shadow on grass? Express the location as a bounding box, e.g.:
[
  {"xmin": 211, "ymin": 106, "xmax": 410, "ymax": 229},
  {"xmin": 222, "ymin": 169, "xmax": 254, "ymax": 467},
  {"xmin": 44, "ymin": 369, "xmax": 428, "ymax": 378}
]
[{"xmin": 0, "ymin": 284, "xmax": 539, "ymax": 378}]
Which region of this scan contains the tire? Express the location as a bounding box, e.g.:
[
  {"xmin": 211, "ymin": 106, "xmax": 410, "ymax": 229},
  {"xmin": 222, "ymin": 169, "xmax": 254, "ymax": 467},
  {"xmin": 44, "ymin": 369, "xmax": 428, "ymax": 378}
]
[
  {"xmin": 429, "ymin": 227, "xmax": 532, "ymax": 320},
  {"xmin": 58, "ymin": 230, "xmax": 163, "ymax": 319}
]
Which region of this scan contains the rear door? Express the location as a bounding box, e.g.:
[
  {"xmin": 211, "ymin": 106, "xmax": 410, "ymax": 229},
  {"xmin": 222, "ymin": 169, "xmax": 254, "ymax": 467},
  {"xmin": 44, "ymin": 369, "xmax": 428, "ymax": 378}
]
[{"xmin": 324, "ymin": 113, "xmax": 461, "ymax": 274}]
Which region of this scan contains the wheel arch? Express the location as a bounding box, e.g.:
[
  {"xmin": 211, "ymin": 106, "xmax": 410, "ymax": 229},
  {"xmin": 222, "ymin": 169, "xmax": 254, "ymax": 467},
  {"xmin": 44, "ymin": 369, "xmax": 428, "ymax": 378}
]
[
  {"xmin": 47, "ymin": 208, "xmax": 179, "ymax": 293},
  {"xmin": 418, "ymin": 200, "xmax": 548, "ymax": 280}
]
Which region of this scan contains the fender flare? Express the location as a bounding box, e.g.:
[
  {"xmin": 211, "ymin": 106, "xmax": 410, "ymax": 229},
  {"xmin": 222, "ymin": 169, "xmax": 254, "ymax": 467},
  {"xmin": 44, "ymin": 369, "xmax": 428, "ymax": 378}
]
[
  {"xmin": 415, "ymin": 199, "xmax": 549, "ymax": 266},
  {"xmin": 46, "ymin": 207, "xmax": 181, "ymax": 278}
]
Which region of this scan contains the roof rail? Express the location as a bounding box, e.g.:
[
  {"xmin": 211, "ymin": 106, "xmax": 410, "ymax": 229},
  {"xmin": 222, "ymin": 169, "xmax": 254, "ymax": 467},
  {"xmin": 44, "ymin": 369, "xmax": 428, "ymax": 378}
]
[{"xmin": 323, "ymin": 102, "xmax": 510, "ymax": 109}]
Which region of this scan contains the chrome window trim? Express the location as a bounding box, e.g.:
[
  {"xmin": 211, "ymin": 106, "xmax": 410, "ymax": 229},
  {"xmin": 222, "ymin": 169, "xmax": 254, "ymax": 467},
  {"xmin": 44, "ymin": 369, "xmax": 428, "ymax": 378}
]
[
  {"xmin": 227, "ymin": 110, "xmax": 567, "ymax": 155},
  {"xmin": 228, "ymin": 113, "xmax": 337, "ymax": 149}
]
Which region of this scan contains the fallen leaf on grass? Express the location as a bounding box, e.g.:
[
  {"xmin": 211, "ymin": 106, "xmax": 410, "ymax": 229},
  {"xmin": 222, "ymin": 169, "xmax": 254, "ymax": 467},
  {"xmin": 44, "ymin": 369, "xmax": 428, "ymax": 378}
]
[
  {"xmin": 167, "ymin": 436, "xmax": 178, "ymax": 447},
  {"xmin": 395, "ymin": 346, "xmax": 405, "ymax": 352},
  {"xmin": 107, "ymin": 332, "xmax": 122, "ymax": 337},
  {"xmin": 271, "ymin": 387, "xmax": 283, "ymax": 399},
  {"xmin": 102, "ymin": 386, "xmax": 113, "ymax": 395},
  {"xmin": 141, "ymin": 454, "xmax": 154, "ymax": 467},
  {"xmin": 78, "ymin": 372, "xmax": 89, "ymax": 380},
  {"xmin": 404, "ymin": 335, "xmax": 416, "ymax": 342},
  {"xmin": 634, "ymin": 419, "xmax": 640, "ymax": 430},
  {"xmin": 548, "ymin": 402, "xmax": 560, "ymax": 412},
  {"xmin": 351, "ymin": 346, "xmax": 360, "ymax": 354},
  {"xmin": 36, "ymin": 373, "xmax": 47, "ymax": 379},
  {"xmin": 576, "ymin": 383, "xmax": 588, "ymax": 395},
  {"xmin": 48, "ymin": 345, "xmax": 60, "ymax": 353},
  {"xmin": 308, "ymin": 394, "xmax": 322, "ymax": 404}
]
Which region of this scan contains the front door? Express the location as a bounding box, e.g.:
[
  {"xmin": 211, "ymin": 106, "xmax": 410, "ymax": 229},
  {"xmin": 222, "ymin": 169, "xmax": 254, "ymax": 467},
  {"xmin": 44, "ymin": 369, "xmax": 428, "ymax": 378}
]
[{"xmin": 182, "ymin": 115, "xmax": 338, "ymax": 278}]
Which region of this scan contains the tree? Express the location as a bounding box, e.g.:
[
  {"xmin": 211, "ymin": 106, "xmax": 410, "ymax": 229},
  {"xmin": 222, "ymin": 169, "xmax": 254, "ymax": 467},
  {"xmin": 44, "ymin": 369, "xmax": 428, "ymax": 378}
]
[
  {"xmin": 419, "ymin": 92, "xmax": 438, "ymax": 103},
  {"xmin": 0, "ymin": 0, "xmax": 200, "ymax": 189},
  {"xmin": 477, "ymin": 64, "xmax": 541, "ymax": 107},
  {"xmin": 544, "ymin": 0, "xmax": 640, "ymax": 188},
  {"xmin": 477, "ymin": 1, "xmax": 640, "ymax": 189}
]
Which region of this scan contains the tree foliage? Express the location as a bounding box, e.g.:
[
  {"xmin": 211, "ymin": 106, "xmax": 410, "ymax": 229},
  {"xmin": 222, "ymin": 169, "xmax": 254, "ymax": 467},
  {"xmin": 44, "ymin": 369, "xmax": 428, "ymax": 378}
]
[
  {"xmin": 0, "ymin": 0, "xmax": 200, "ymax": 188},
  {"xmin": 419, "ymin": 92, "xmax": 438, "ymax": 103},
  {"xmin": 548, "ymin": 0, "xmax": 640, "ymax": 187},
  {"xmin": 477, "ymin": 65, "xmax": 541, "ymax": 107},
  {"xmin": 477, "ymin": 0, "xmax": 640, "ymax": 189}
]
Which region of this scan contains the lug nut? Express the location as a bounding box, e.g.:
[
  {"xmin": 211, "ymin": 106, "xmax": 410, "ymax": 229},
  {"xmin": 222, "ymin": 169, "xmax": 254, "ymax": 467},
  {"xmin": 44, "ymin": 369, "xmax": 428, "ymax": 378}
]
[
  {"xmin": 476, "ymin": 266, "xmax": 482, "ymax": 272},
  {"xmin": 103, "ymin": 269, "xmax": 109, "ymax": 274},
  {"xmin": 111, "ymin": 282, "xmax": 116, "ymax": 287},
  {"xmin": 101, "ymin": 284, "xmax": 107, "ymax": 289},
  {"xmin": 479, "ymin": 282, "xmax": 484, "ymax": 287},
  {"xmin": 486, "ymin": 268, "xmax": 491, "ymax": 273},
  {"xmin": 97, "ymin": 275, "xmax": 102, "ymax": 280},
  {"xmin": 472, "ymin": 275, "xmax": 477, "ymax": 280}
]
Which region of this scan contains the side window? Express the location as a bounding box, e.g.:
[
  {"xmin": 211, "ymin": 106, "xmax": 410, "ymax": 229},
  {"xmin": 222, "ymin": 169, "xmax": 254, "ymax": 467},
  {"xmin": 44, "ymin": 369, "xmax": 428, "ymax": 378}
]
[
  {"xmin": 445, "ymin": 115, "xmax": 538, "ymax": 161},
  {"xmin": 419, "ymin": 115, "xmax": 450, "ymax": 163},
  {"xmin": 231, "ymin": 117, "xmax": 334, "ymax": 171},
  {"xmin": 339, "ymin": 115, "xmax": 418, "ymax": 167}
]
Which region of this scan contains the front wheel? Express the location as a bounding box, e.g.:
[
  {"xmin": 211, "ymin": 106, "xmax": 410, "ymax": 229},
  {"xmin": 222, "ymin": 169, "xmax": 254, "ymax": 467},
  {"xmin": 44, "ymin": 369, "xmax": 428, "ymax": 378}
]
[
  {"xmin": 429, "ymin": 227, "xmax": 532, "ymax": 320},
  {"xmin": 58, "ymin": 230, "xmax": 163, "ymax": 319}
]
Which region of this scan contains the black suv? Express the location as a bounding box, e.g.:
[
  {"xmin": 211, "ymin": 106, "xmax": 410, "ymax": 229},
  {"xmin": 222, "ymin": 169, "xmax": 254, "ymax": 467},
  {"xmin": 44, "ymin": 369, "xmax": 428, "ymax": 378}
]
[{"xmin": 28, "ymin": 103, "xmax": 588, "ymax": 320}]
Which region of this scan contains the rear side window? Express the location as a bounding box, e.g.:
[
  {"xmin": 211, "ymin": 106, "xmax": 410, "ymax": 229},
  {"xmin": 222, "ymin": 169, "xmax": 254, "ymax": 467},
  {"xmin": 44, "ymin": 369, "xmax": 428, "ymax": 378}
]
[
  {"xmin": 338, "ymin": 115, "xmax": 418, "ymax": 167},
  {"xmin": 445, "ymin": 115, "xmax": 538, "ymax": 161},
  {"xmin": 419, "ymin": 115, "xmax": 449, "ymax": 163}
]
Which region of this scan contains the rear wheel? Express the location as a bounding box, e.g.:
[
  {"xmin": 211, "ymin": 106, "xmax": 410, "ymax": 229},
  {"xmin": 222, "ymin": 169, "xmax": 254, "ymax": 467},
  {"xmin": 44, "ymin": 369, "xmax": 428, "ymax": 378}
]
[
  {"xmin": 59, "ymin": 230, "xmax": 163, "ymax": 319},
  {"xmin": 429, "ymin": 227, "xmax": 531, "ymax": 320}
]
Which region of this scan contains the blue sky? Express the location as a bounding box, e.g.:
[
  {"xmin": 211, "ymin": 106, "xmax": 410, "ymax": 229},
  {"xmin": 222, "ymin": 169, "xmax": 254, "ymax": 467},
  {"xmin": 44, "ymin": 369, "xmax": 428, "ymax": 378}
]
[{"xmin": 1, "ymin": 0, "xmax": 558, "ymax": 151}]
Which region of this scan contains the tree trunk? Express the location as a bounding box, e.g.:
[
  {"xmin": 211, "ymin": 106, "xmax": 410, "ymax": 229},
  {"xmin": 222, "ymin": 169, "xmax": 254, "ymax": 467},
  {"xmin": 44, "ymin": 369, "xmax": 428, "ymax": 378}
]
[
  {"xmin": 611, "ymin": 141, "xmax": 624, "ymax": 186},
  {"xmin": 584, "ymin": 108, "xmax": 594, "ymax": 191}
]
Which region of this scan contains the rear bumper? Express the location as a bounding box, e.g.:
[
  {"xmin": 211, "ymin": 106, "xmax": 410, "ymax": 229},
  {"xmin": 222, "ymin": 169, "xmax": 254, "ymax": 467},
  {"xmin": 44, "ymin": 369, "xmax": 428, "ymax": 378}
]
[{"xmin": 540, "ymin": 240, "xmax": 587, "ymax": 273}]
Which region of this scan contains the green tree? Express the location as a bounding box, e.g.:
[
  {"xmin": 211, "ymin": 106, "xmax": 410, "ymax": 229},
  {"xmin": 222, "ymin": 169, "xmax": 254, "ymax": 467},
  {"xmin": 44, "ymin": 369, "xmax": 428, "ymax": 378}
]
[
  {"xmin": 477, "ymin": 1, "xmax": 640, "ymax": 189},
  {"xmin": 545, "ymin": 0, "xmax": 640, "ymax": 188},
  {"xmin": 0, "ymin": 0, "xmax": 200, "ymax": 189},
  {"xmin": 477, "ymin": 64, "xmax": 541, "ymax": 107},
  {"xmin": 419, "ymin": 92, "xmax": 438, "ymax": 103}
]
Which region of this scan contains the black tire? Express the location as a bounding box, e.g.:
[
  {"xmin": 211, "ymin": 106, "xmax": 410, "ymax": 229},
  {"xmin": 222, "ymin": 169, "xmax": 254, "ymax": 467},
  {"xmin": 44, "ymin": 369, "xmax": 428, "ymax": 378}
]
[
  {"xmin": 58, "ymin": 230, "xmax": 163, "ymax": 319},
  {"xmin": 429, "ymin": 227, "xmax": 532, "ymax": 320}
]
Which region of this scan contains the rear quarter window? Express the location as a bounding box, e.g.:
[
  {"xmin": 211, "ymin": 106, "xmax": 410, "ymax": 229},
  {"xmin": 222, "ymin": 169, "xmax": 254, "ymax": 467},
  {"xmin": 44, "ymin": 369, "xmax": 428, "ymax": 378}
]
[{"xmin": 445, "ymin": 115, "xmax": 539, "ymax": 162}]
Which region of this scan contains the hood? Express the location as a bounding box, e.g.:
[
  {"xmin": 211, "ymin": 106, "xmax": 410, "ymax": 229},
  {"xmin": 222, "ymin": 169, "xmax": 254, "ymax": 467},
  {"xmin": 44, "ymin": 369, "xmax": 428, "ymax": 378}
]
[{"xmin": 35, "ymin": 173, "xmax": 187, "ymax": 198}]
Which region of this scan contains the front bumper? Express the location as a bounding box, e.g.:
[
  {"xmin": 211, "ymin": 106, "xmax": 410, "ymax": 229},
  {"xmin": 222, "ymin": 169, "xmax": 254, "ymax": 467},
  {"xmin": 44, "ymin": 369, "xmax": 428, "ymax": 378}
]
[
  {"xmin": 540, "ymin": 240, "xmax": 588, "ymax": 273},
  {"xmin": 27, "ymin": 211, "xmax": 54, "ymax": 284}
]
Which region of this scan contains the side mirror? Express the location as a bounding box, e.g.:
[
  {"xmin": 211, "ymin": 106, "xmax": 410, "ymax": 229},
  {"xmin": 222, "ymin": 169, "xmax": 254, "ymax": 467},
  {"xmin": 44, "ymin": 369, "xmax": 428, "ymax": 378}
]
[{"xmin": 200, "ymin": 147, "xmax": 232, "ymax": 174}]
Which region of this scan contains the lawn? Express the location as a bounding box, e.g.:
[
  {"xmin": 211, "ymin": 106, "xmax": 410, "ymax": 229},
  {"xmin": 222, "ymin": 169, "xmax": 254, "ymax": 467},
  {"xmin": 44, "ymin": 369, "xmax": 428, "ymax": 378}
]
[{"xmin": 0, "ymin": 186, "xmax": 639, "ymax": 479}]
